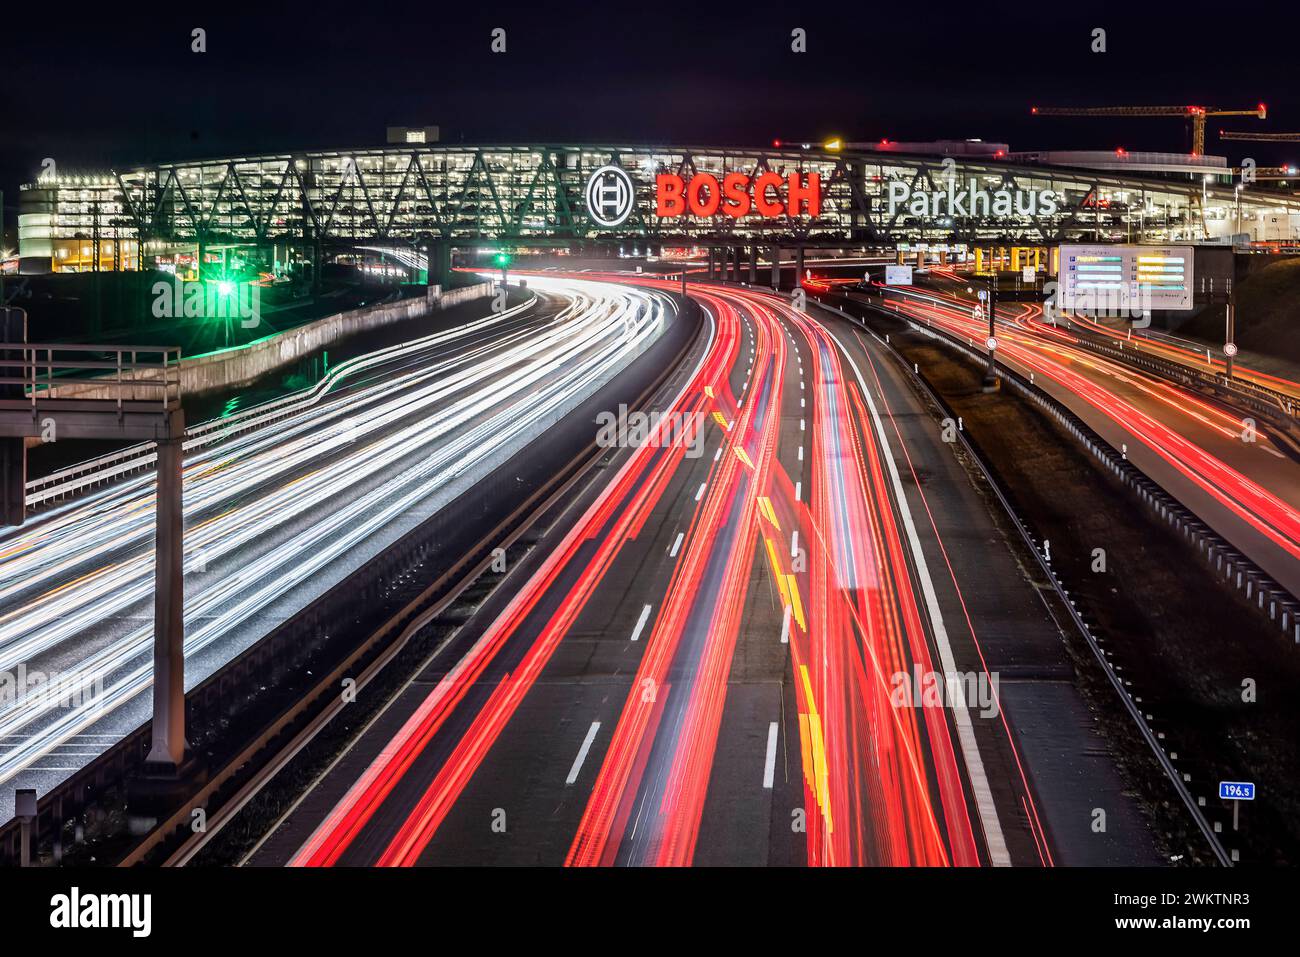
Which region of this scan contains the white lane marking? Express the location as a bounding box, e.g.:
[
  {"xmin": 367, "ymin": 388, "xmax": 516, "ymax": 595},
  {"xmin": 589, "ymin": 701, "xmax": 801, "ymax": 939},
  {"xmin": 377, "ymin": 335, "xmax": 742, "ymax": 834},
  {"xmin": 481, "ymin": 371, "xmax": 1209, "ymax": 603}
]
[
  {"xmin": 630, "ymin": 603, "xmax": 653, "ymax": 642},
  {"xmin": 794, "ymin": 480, "xmax": 802, "ymax": 502},
  {"xmin": 800, "ymin": 418, "xmax": 805, "ymax": 431},
  {"xmin": 566, "ymin": 721, "xmax": 602, "ymax": 785},
  {"xmin": 780, "ymin": 605, "xmax": 792, "ymax": 644},
  {"xmin": 830, "ymin": 327, "xmax": 1012, "ymax": 867},
  {"xmin": 762, "ymin": 721, "xmax": 780, "ymax": 789},
  {"xmin": 694, "ymin": 482, "xmax": 707, "ymax": 502},
  {"xmin": 790, "ymin": 530, "xmax": 799, "ymax": 558},
  {"xmin": 800, "ymin": 398, "xmax": 805, "ymax": 408},
  {"xmin": 714, "ymin": 447, "xmax": 723, "ymax": 462},
  {"xmin": 669, "ymin": 531, "xmax": 685, "ymax": 557},
  {"xmin": 797, "ymin": 446, "xmax": 804, "ymax": 462}
]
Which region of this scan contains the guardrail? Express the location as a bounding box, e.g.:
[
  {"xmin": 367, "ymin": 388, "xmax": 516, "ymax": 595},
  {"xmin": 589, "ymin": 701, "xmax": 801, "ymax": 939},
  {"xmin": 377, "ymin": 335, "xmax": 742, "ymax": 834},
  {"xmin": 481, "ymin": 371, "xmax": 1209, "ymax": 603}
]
[
  {"xmin": 0, "ymin": 290, "xmax": 696, "ymax": 867},
  {"xmin": 1061, "ymin": 319, "xmax": 1300, "ymax": 433},
  {"xmin": 827, "ymin": 292, "xmax": 1300, "ymax": 644},
  {"xmin": 817, "ymin": 293, "xmax": 1244, "ymax": 865},
  {"xmin": 0, "ymin": 343, "xmax": 181, "ymax": 412}
]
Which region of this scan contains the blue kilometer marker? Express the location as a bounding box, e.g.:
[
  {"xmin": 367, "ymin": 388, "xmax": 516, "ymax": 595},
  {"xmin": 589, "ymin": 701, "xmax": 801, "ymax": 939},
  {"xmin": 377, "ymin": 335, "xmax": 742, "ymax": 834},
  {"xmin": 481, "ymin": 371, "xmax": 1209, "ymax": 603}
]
[{"xmin": 1218, "ymin": 781, "xmax": 1255, "ymax": 801}]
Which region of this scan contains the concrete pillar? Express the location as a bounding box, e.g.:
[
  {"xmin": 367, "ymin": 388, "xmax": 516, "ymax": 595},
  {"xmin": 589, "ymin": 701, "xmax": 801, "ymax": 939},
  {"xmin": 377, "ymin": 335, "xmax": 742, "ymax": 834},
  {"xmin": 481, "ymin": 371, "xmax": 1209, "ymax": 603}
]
[
  {"xmin": 939, "ymin": 250, "xmax": 948, "ymax": 265},
  {"xmin": 146, "ymin": 435, "xmax": 187, "ymax": 772},
  {"xmin": 1011, "ymin": 247, "xmax": 1022, "ymax": 271},
  {"xmin": 1050, "ymin": 246, "xmax": 1060, "ymax": 276},
  {"xmin": 1, "ymin": 439, "xmax": 23, "ymax": 528},
  {"xmin": 733, "ymin": 248, "xmax": 742, "ymax": 282},
  {"xmin": 896, "ymin": 249, "xmax": 905, "ymax": 266},
  {"xmin": 974, "ymin": 247, "xmax": 984, "ymax": 272},
  {"xmin": 771, "ymin": 246, "xmax": 781, "ymax": 289},
  {"xmin": 1033, "ymin": 247, "xmax": 1042, "ymax": 271},
  {"xmin": 707, "ymin": 247, "xmax": 716, "ymax": 281},
  {"xmin": 795, "ymin": 247, "xmax": 806, "ymax": 287},
  {"xmin": 916, "ymin": 250, "xmax": 925, "ymax": 270},
  {"xmin": 748, "ymin": 245, "xmax": 758, "ymax": 284},
  {"xmin": 427, "ymin": 240, "xmax": 452, "ymax": 290}
]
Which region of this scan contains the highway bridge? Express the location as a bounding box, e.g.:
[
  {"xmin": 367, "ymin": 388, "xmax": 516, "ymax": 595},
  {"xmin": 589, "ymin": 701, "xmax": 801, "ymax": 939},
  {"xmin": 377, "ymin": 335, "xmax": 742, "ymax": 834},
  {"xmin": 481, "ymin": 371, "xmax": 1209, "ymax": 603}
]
[{"xmin": 18, "ymin": 143, "xmax": 1300, "ymax": 280}]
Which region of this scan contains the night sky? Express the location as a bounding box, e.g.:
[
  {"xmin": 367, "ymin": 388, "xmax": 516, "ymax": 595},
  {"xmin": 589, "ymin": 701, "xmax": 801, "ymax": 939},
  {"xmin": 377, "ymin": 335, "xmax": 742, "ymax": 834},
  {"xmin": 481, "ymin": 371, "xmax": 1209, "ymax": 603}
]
[{"xmin": 1, "ymin": 0, "xmax": 1295, "ymax": 231}]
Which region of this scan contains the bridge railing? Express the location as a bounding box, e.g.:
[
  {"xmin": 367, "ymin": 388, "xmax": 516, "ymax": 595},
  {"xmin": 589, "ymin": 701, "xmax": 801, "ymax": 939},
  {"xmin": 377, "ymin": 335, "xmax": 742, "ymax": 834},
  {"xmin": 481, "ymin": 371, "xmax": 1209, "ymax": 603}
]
[{"xmin": 0, "ymin": 343, "xmax": 182, "ymax": 412}]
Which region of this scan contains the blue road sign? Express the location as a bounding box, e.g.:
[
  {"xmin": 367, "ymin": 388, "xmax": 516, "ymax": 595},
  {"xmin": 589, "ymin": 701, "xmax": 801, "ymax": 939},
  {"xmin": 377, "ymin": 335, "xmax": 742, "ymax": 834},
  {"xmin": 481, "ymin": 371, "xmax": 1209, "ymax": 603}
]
[{"xmin": 1219, "ymin": 781, "xmax": 1255, "ymax": 801}]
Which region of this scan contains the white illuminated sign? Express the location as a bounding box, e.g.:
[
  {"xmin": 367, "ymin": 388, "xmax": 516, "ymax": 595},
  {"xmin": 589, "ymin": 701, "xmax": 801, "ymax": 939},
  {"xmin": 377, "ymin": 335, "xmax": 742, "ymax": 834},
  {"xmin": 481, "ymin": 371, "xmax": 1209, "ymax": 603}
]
[
  {"xmin": 584, "ymin": 165, "xmax": 636, "ymax": 228},
  {"xmin": 1059, "ymin": 244, "xmax": 1195, "ymax": 313},
  {"xmin": 887, "ymin": 179, "xmax": 1060, "ymax": 218},
  {"xmin": 885, "ymin": 265, "xmax": 914, "ymax": 286}
]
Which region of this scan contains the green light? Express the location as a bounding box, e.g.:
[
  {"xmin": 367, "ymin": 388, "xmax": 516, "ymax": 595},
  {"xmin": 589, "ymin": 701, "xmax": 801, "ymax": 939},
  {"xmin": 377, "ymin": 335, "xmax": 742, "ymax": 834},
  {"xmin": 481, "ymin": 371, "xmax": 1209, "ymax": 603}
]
[
  {"xmin": 217, "ymin": 280, "xmax": 236, "ymax": 298},
  {"xmin": 494, "ymin": 252, "xmax": 511, "ymax": 267}
]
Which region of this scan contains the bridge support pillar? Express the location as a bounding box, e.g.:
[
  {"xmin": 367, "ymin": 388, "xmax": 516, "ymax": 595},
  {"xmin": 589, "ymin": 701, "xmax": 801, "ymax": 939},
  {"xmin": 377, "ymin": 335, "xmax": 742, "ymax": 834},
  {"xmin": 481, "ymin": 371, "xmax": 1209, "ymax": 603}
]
[
  {"xmin": 427, "ymin": 240, "xmax": 452, "ymax": 289},
  {"xmin": 795, "ymin": 247, "xmax": 805, "ymax": 287},
  {"xmin": 1, "ymin": 439, "xmax": 23, "ymax": 528},
  {"xmin": 145, "ymin": 435, "xmax": 187, "ymax": 773},
  {"xmin": 707, "ymin": 247, "xmax": 716, "ymax": 281},
  {"xmin": 731, "ymin": 247, "xmax": 742, "ymax": 282},
  {"xmin": 748, "ymin": 246, "xmax": 758, "ymax": 284},
  {"xmin": 974, "ymin": 248, "xmax": 984, "ymax": 272},
  {"xmin": 770, "ymin": 246, "xmax": 781, "ymax": 289}
]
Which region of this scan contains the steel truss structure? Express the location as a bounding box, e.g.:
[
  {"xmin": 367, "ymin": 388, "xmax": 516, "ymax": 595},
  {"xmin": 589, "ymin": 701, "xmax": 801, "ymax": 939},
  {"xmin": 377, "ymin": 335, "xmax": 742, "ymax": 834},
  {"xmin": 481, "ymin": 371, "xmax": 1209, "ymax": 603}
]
[{"xmin": 20, "ymin": 144, "xmax": 1300, "ymax": 258}]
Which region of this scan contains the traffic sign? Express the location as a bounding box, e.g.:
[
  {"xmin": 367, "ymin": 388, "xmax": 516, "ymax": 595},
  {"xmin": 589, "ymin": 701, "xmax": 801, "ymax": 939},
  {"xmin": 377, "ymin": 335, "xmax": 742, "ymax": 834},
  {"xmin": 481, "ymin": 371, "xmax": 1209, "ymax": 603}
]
[
  {"xmin": 1219, "ymin": 781, "xmax": 1254, "ymax": 800},
  {"xmin": 985, "ymin": 336, "xmax": 998, "ymax": 351},
  {"xmin": 977, "ymin": 289, "xmax": 989, "ymax": 302},
  {"xmin": 1224, "ymin": 342, "xmax": 1239, "ymax": 358}
]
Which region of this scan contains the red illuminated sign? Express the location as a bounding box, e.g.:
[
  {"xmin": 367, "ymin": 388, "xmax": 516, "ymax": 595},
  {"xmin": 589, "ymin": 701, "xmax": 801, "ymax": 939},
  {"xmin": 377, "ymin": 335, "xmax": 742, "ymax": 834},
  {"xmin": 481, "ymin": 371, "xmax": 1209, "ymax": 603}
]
[{"xmin": 655, "ymin": 172, "xmax": 820, "ymax": 219}]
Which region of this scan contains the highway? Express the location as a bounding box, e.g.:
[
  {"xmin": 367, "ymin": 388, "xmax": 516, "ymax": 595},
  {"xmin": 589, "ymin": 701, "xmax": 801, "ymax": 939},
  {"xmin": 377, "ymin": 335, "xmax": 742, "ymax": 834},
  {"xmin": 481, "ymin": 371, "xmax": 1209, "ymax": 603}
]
[
  {"xmin": 0, "ymin": 276, "xmax": 674, "ymax": 821},
  {"xmin": 840, "ymin": 272, "xmax": 1300, "ymax": 596},
  {"xmin": 250, "ymin": 276, "xmax": 1158, "ymax": 867}
]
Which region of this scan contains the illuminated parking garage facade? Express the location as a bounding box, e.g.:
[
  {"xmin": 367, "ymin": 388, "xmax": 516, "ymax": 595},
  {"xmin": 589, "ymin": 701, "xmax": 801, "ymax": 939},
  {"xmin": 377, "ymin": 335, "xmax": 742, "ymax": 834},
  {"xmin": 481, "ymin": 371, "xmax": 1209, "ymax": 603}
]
[{"xmin": 17, "ymin": 143, "xmax": 1300, "ymax": 272}]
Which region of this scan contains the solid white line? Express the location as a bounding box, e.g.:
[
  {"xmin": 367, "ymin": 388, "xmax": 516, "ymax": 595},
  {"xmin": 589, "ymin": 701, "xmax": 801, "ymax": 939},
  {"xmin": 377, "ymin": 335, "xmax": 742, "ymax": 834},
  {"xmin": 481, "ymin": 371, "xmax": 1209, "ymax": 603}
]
[
  {"xmin": 830, "ymin": 326, "xmax": 1012, "ymax": 866},
  {"xmin": 566, "ymin": 721, "xmax": 602, "ymax": 785},
  {"xmin": 762, "ymin": 721, "xmax": 779, "ymax": 789},
  {"xmin": 694, "ymin": 482, "xmax": 707, "ymax": 502},
  {"xmin": 630, "ymin": 603, "xmax": 653, "ymax": 642},
  {"xmin": 669, "ymin": 531, "xmax": 685, "ymax": 558},
  {"xmin": 780, "ymin": 605, "xmax": 791, "ymax": 644}
]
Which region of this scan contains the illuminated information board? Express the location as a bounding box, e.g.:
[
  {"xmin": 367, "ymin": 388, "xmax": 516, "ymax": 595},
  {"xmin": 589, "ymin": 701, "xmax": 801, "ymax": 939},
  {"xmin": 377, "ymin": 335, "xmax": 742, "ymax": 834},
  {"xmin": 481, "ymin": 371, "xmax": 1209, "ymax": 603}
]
[{"xmin": 1059, "ymin": 244, "xmax": 1195, "ymax": 313}]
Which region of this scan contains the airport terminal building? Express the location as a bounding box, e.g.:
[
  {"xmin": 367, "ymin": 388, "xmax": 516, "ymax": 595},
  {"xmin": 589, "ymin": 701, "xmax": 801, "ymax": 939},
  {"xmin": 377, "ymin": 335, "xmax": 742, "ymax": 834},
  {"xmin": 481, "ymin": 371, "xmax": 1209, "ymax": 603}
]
[{"xmin": 16, "ymin": 143, "xmax": 1300, "ymax": 274}]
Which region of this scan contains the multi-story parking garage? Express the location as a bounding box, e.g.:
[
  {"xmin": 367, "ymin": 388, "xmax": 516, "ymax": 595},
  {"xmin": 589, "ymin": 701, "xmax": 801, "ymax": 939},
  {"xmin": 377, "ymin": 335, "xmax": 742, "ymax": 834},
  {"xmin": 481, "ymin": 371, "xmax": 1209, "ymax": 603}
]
[{"xmin": 16, "ymin": 143, "xmax": 1300, "ymax": 278}]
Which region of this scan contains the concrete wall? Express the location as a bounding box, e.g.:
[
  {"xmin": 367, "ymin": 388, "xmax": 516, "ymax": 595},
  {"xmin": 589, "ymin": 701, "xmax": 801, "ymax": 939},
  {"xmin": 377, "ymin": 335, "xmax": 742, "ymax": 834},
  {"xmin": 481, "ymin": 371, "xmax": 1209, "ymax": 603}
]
[{"xmin": 46, "ymin": 281, "xmax": 494, "ymax": 403}]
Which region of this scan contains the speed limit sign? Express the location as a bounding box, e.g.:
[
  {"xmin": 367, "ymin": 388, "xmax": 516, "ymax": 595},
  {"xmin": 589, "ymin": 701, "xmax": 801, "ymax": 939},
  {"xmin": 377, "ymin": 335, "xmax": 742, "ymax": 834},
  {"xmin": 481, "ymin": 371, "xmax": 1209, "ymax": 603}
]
[
  {"xmin": 986, "ymin": 336, "xmax": 998, "ymax": 351},
  {"xmin": 1224, "ymin": 342, "xmax": 1239, "ymax": 357}
]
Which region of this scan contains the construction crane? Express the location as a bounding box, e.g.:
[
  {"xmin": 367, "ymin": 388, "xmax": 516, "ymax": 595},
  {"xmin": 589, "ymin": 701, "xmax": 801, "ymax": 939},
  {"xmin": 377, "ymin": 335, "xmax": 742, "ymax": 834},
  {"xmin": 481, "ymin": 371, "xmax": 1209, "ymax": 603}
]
[{"xmin": 1031, "ymin": 103, "xmax": 1266, "ymax": 156}]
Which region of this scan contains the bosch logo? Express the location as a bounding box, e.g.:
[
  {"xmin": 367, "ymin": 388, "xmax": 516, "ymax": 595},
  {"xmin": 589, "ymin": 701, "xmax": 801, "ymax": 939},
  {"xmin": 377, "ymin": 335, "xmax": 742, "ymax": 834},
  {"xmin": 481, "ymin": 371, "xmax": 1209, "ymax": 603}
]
[{"xmin": 585, "ymin": 165, "xmax": 635, "ymax": 228}]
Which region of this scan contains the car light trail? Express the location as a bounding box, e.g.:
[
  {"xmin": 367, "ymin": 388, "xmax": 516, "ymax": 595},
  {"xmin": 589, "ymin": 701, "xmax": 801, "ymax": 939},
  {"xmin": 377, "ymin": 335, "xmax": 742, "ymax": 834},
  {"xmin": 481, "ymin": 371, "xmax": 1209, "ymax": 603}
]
[{"xmin": 0, "ymin": 277, "xmax": 672, "ymax": 790}]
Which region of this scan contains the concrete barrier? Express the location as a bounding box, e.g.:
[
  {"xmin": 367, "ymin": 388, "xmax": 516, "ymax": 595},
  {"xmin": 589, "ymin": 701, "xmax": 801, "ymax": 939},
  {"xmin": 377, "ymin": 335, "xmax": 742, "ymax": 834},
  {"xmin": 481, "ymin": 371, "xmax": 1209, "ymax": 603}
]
[{"xmin": 45, "ymin": 281, "xmax": 494, "ymax": 402}]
